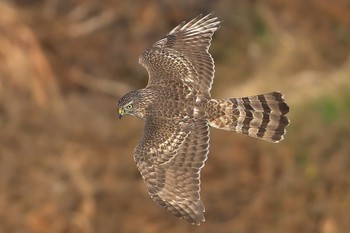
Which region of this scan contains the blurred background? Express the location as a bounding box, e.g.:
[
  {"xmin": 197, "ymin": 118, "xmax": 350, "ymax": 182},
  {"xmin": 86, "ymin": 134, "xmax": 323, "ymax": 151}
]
[{"xmin": 0, "ymin": 0, "xmax": 350, "ymax": 232}]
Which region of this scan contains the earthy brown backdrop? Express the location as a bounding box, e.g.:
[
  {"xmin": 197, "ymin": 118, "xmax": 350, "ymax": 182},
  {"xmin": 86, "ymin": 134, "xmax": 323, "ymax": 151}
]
[{"xmin": 1, "ymin": 0, "xmax": 350, "ymax": 232}]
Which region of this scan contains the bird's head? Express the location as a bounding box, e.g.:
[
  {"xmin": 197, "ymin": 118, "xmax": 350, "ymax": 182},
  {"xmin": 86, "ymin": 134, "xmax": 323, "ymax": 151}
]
[{"xmin": 117, "ymin": 90, "xmax": 145, "ymax": 119}]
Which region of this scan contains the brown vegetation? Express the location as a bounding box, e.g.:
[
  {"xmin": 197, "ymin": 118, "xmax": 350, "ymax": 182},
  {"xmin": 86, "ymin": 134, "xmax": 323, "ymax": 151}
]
[{"xmin": 0, "ymin": 0, "xmax": 349, "ymax": 232}]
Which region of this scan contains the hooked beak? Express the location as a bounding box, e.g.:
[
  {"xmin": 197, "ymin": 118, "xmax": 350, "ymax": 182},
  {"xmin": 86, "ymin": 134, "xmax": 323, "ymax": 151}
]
[{"xmin": 118, "ymin": 108, "xmax": 124, "ymax": 119}]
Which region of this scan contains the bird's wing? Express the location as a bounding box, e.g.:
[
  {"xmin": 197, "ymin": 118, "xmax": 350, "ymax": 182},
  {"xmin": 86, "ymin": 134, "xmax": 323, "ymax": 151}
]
[
  {"xmin": 134, "ymin": 117, "xmax": 209, "ymax": 225},
  {"xmin": 139, "ymin": 13, "xmax": 221, "ymax": 97}
]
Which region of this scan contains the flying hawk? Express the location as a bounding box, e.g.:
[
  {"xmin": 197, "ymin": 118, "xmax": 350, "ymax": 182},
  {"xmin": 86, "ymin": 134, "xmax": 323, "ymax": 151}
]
[{"xmin": 117, "ymin": 13, "xmax": 289, "ymax": 225}]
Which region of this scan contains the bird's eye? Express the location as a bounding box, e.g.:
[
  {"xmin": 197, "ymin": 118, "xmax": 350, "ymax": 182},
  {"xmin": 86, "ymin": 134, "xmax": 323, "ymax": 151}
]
[{"xmin": 125, "ymin": 104, "xmax": 133, "ymax": 110}]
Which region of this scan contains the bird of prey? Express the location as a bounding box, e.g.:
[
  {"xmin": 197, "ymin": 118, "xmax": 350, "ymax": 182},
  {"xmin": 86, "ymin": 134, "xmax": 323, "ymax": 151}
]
[{"xmin": 117, "ymin": 13, "xmax": 289, "ymax": 225}]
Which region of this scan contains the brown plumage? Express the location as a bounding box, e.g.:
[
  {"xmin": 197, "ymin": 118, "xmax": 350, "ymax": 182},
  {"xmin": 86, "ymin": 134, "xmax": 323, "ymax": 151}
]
[{"xmin": 117, "ymin": 13, "xmax": 290, "ymax": 225}]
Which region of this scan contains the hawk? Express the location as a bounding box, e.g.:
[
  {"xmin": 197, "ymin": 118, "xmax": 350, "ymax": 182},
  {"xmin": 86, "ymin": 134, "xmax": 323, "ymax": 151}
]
[{"xmin": 117, "ymin": 13, "xmax": 289, "ymax": 225}]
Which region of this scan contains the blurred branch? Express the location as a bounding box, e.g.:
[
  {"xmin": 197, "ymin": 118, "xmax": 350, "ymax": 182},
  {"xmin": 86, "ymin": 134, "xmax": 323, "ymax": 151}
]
[
  {"xmin": 66, "ymin": 2, "xmax": 99, "ymax": 22},
  {"xmin": 68, "ymin": 9, "xmax": 117, "ymax": 37},
  {"xmin": 69, "ymin": 69, "xmax": 132, "ymax": 97},
  {"xmin": 63, "ymin": 144, "xmax": 95, "ymax": 233}
]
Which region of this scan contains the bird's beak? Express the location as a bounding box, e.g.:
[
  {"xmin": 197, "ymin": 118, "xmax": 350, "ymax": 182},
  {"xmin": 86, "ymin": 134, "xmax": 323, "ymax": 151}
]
[{"xmin": 118, "ymin": 108, "xmax": 124, "ymax": 119}]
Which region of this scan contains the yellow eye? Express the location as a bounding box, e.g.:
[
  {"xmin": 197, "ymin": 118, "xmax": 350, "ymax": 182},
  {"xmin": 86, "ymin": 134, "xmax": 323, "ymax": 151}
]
[{"xmin": 125, "ymin": 104, "xmax": 133, "ymax": 110}]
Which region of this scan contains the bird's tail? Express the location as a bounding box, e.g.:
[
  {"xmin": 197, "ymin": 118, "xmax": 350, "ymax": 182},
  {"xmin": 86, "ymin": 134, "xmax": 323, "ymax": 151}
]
[{"xmin": 206, "ymin": 92, "xmax": 290, "ymax": 142}]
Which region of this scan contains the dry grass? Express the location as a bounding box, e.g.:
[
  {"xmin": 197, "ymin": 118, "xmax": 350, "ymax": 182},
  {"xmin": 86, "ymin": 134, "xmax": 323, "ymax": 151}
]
[{"xmin": 0, "ymin": 0, "xmax": 349, "ymax": 232}]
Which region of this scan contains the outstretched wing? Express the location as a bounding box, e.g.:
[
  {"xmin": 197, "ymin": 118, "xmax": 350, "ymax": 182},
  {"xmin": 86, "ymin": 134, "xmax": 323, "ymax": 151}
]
[
  {"xmin": 134, "ymin": 117, "xmax": 210, "ymax": 225},
  {"xmin": 139, "ymin": 13, "xmax": 221, "ymax": 97}
]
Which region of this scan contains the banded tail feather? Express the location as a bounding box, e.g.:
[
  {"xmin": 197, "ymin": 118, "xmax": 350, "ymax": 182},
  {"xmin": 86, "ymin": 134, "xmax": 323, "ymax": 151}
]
[{"xmin": 207, "ymin": 92, "xmax": 289, "ymax": 142}]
